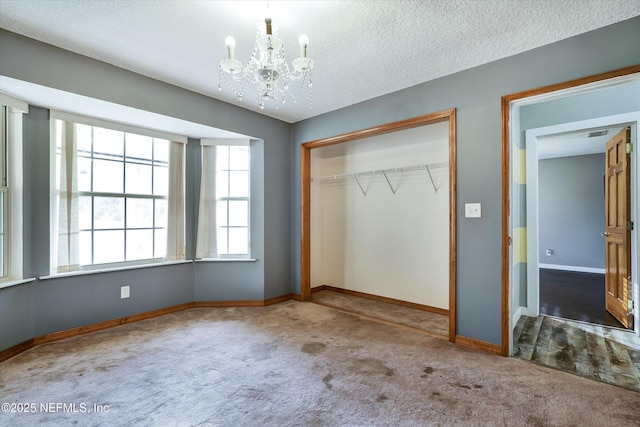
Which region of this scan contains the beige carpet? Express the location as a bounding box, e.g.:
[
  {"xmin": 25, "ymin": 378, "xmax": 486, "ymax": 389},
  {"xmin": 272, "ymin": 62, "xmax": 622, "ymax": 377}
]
[
  {"xmin": 1, "ymin": 301, "xmax": 638, "ymax": 426},
  {"xmin": 311, "ymin": 289, "xmax": 448, "ymax": 337}
]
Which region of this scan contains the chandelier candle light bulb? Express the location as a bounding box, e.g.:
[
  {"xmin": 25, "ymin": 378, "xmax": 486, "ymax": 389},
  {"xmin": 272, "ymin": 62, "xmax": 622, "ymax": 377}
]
[
  {"xmin": 299, "ymin": 34, "xmax": 308, "ymax": 58},
  {"xmin": 218, "ymin": 15, "xmax": 314, "ymax": 110},
  {"xmin": 265, "ymin": 17, "xmax": 273, "ymax": 36},
  {"xmin": 225, "ymin": 36, "xmax": 236, "ymax": 60}
]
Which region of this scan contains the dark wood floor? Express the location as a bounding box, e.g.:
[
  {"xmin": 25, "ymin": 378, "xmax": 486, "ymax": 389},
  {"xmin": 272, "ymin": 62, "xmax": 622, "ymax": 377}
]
[
  {"xmin": 539, "ymin": 268, "xmax": 627, "ymax": 329},
  {"xmin": 513, "ymin": 314, "xmax": 640, "ymax": 392}
]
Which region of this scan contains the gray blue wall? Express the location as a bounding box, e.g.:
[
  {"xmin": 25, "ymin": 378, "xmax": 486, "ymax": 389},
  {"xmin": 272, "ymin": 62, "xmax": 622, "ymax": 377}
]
[
  {"xmin": 0, "ymin": 29, "xmax": 291, "ymax": 352},
  {"xmin": 291, "ymin": 16, "xmax": 640, "ymax": 345},
  {"xmin": 1, "ymin": 16, "xmax": 640, "ymax": 352},
  {"xmin": 538, "ymin": 154, "xmax": 605, "ymax": 269}
]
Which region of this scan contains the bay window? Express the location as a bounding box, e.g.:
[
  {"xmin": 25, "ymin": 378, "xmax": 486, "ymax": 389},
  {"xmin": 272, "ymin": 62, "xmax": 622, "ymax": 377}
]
[
  {"xmin": 51, "ymin": 113, "xmax": 185, "ymax": 273},
  {"xmin": 196, "ymin": 139, "xmax": 251, "ymax": 259}
]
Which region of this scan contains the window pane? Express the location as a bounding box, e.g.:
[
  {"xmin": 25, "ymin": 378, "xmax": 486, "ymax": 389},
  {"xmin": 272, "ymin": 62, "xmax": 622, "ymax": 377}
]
[
  {"xmin": 58, "ymin": 124, "xmax": 182, "ymax": 269},
  {"xmin": 126, "ymin": 133, "xmax": 153, "ymax": 161},
  {"xmin": 94, "ymin": 197, "xmax": 124, "ymax": 229},
  {"xmin": 126, "ymin": 229, "xmax": 153, "ymax": 261},
  {"xmin": 93, "ymin": 159, "xmax": 123, "ymax": 193},
  {"xmin": 229, "ymin": 146, "xmax": 249, "ymax": 170},
  {"xmin": 216, "ymin": 201, "xmax": 228, "ymax": 227},
  {"xmin": 0, "ymin": 235, "xmax": 4, "ymax": 276},
  {"xmin": 228, "ymin": 228, "xmax": 248, "ymax": 254},
  {"xmin": 126, "ymin": 198, "xmax": 153, "ymax": 228},
  {"xmin": 93, "ymin": 230, "xmax": 124, "ymax": 264},
  {"xmin": 154, "ymin": 229, "xmax": 167, "ymax": 258},
  {"xmin": 0, "ymin": 192, "xmax": 4, "ymax": 234},
  {"xmin": 216, "ymin": 171, "xmax": 229, "ymax": 198},
  {"xmin": 54, "ymin": 119, "xmax": 63, "ymax": 152},
  {"xmin": 78, "ymin": 196, "xmax": 92, "ymax": 230},
  {"xmin": 79, "ymin": 231, "xmax": 92, "ymax": 266},
  {"xmin": 154, "ymin": 166, "xmax": 168, "ymax": 196},
  {"xmin": 154, "ymin": 139, "xmax": 169, "ymax": 163},
  {"xmin": 217, "ymin": 227, "xmax": 228, "ymax": 255},
  {"xmin": 216, "ymin": 146, "xmax": 229, "ymax": 169},
  {"xmin": 55, "ymin": 151, "xmax": 62, "ymax": 191},
  {"xmin": 93, "ymin": 127, "xmax": 124, "ymax": 159},
  {"xmin": 155, "ymin": 199, "xmax": 168, "ymax": 228},
  {"xmin": 77, "ymin": 157, "xmax": 92, "ymax": 192},
  {"xmin": 125, "ymin": 163, "xmax": 152, "ymax": 195},
  {"xmin": 229, "ymin": 171, "xmax": 249, "ymax": 197},
  {"xmin": 228, "ymin": 200, "xmax": 248, "ymax": 226},
  {"xmin": 76, "ymin": 124, "xmax": 92, "ymax": 154}
]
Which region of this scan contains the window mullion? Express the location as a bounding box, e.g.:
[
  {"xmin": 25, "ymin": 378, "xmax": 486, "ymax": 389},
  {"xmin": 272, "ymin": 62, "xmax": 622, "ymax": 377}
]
[
  {"xmin": 226, "ymin": 152, "xmax": 231, "ymax": 255},
  {"xmin": 1, "ymin": 107, "xmax": 7, "ymax": 187},
  {"xmin": 151, "ymin": 139, "xmax": 156, "ymax": 258},
  {"xmin": 90, "ymin": 127, "xmax": 95, "ymax": 265},
  {"xmin": 122, "ymin": 135, "xmax": 127, "ymax": 262}
]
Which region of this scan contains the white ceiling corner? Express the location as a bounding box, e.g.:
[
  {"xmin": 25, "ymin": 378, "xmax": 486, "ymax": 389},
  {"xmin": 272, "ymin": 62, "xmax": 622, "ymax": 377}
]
[{"xmin": 0, "ymin": 0, "xmax": 639, "ymax": 124}]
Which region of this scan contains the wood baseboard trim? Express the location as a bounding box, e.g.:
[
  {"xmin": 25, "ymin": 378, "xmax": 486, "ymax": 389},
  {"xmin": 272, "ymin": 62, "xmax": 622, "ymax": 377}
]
[
  {"xmin": 1, "ymin": 295, "xmax": 297, "ymax": 363},
  {"xmin": 33, "ymin": 302, "xmax": 196, "ymax": 346},
  {"xmin": 455, "ymin": 335, "xmax": 503, "ymax": 355},
  {"xmin": 313, "ymin": 300, "xmax": 448, "ymax": 341},
  {"xmin": 193, "ymin": 300, "xmax": 266, "ymax": 308},
  {"xmin": 313, "ymin": 285, "xmax": 449, "ymax": 316},
  {"xmin": 195, "ymin": 294, "xmax": 295, "ymax": 308},
  {"xmin": 264, "ymin": 294, "xmax": 295, "ymax": 306},
  {"xmin": 0, "ymin": 338, "xmax": 35, "ymax": 363}
]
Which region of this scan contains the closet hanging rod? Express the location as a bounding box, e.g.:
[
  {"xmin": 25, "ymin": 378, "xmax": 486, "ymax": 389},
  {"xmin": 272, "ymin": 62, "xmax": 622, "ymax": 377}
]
[{"xmin": 313, "ymin": 162, "xmax": 448, "ymax": 183}]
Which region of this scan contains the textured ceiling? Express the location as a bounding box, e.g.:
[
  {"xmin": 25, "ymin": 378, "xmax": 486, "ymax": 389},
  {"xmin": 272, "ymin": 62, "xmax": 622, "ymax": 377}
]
[
  {"xmin": 537, "ymin": 127, "xmax": 625, "ymax": 159},
  {"xmin": 0, "ymin": 1, "xmax": 639, "ymax": 123}
]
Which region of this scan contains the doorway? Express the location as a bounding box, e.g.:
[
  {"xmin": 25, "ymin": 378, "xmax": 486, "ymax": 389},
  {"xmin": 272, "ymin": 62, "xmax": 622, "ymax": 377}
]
[
  {"xmin": 300, "ymin": 108, "xmax": 457, "ymax": 342},
  {"xmin": 501, "ymin": 66, "xmax": 640, "ymax": 356},
  {"xmin": 530, "ymin": 122, "xmax": 633, "ymax": 330}
]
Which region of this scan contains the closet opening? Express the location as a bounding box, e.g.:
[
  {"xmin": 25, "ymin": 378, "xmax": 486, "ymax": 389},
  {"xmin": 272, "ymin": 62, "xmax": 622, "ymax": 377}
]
[{"xmin": 300, "ymin": 109, "xmax": 457, "ymax": 342}]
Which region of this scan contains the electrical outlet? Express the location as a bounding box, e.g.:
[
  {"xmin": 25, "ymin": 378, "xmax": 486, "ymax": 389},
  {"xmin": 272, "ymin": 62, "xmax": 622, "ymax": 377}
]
[{"xmin": 121, "ymin": 285, "xmax": 130, "ymax": 299}]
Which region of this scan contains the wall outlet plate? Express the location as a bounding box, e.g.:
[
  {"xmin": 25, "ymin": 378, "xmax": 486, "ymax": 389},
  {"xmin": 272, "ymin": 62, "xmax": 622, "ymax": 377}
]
[
  {"xmin": 465, "ymin": 203, "xmax": 481, "ymax": 218},
  {"xmin": 121, "ymin": 285, "xmax": 130, "ymax": 299}
]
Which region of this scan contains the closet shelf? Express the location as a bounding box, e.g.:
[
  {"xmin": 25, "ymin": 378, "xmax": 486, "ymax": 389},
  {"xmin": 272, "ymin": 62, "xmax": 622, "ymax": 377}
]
[{"xmin": 313, "ymin": 162, "xmax": 448, "ymax": 195}]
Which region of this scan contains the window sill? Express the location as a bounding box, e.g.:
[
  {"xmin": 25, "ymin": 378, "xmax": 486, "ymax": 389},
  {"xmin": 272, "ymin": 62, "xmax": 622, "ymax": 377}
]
[
  {"xmin": 0, "ymin": 277, "xmax": 37, "ymax": 290},
  {"xmin": 195, "ymin": 258, "xmax": 257, "ymax": 262},
  {"xmin": 39, "ymin": 260, "xmax": 193, "ymax": 280}
]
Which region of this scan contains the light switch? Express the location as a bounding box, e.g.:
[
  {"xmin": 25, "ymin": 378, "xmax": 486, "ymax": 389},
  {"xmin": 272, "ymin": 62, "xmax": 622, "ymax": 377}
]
[{"xmin": 465, "ymin": 203, "xmax": 481, "ymax": 218}]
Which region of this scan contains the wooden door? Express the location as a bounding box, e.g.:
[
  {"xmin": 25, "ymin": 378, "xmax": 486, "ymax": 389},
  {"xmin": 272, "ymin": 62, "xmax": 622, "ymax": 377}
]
[{"xmin": 604, "ymin": 128, "xmax": 632, "ymax": 328}]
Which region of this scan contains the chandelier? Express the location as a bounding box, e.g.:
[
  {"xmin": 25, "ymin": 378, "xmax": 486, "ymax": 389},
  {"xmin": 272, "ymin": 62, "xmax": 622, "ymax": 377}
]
[{"xmin": 218, "ymin": 15, "xmax": 314, "ymax": 110}]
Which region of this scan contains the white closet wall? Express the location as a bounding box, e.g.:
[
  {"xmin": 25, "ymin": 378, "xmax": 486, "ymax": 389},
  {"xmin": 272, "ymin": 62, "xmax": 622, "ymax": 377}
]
[{"xmin": 310, "ymin": 123, "xmax": 449, "ymax": 309}]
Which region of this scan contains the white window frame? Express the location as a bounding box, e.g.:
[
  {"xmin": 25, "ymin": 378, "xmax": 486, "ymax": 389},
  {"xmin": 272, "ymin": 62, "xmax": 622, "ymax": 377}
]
[
  {"xmin": 0, "ymin": 106, "xmax": 8, "ymax": 278},
  {"xmin": 50, "ymin": 111, "xmax": 186, "ymax": 273},
  {"xmin": 196, "ymin": 138, "xmax": 252, "ymax": 261},
  {"xmin": 216, "ymin": 144, "xmax": 251, "ymax": 258},
  {"xmin": 0, "ymin": 93, "xmax": 27, "ymax": 284},
  {"xmin": 76, "ymin": 126, "xmax": 170, "ymax": 268}
]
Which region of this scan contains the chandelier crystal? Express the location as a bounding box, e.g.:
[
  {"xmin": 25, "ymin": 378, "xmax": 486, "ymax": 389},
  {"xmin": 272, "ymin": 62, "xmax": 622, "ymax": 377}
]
[{"xmin": 218, "ymin": 16, "xmax": 314, "ymax": 110}]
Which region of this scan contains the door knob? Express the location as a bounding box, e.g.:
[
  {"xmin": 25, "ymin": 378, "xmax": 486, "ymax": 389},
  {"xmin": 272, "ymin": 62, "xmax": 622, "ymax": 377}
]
[{"xmin": 601, "ymin": 232, "xmax": 610, "ymax": 237}]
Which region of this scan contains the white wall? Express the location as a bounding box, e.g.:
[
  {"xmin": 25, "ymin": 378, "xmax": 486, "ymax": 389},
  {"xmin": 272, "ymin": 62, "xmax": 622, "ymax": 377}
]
[{"xmin": 310, "ymin": 123, "xmax": 449, "ymax": 309}]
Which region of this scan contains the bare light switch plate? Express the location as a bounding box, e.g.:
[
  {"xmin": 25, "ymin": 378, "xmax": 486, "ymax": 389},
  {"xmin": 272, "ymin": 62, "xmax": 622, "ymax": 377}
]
[{"xmin": 465, "ymin": 203, "xmax": 481, "ymax": 218}]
